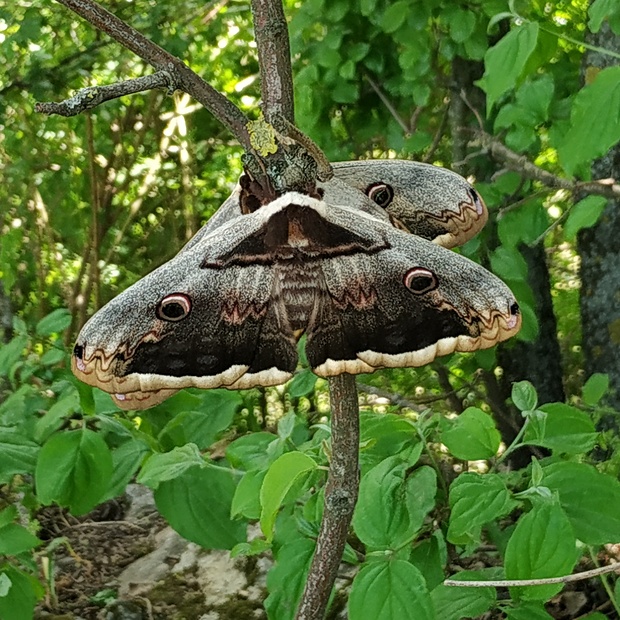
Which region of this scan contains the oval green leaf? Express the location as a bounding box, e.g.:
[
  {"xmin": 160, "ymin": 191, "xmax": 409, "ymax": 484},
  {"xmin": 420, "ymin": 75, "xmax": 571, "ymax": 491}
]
[{"xmin": 260, "ymin": 451, "xmax": 317, "ymax": 541}]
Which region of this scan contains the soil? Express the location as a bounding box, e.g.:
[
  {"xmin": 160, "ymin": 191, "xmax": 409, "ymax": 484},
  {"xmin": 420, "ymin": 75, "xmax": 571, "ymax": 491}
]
[{"xmin": 31, "ymin": 496, "xmax": 618, "ymax": 620}]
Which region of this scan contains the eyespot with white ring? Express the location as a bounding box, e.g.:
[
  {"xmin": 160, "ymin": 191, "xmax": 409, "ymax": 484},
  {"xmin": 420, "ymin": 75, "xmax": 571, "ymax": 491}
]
[
  {"xmin": 366, "ymin": 182, "xmax": 394, "ymax": 209},
  {"xmin": 156, "ymin": 293, "xmax": 192, "ymax": 322},
  {"xmin": 404, "ymin": 268, "xmax": 438, "ymax": 295}
]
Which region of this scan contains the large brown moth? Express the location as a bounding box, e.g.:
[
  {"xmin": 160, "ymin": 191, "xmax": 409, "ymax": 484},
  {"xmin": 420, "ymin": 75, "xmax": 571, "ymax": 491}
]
[{"xmin": 72, "ymin": 160, "xmax": 520, "ymax": 410}]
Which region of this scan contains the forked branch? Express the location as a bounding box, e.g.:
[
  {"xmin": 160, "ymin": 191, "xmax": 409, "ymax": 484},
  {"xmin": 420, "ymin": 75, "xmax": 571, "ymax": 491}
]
[{"xmin": 38, "ymin": 0, "xmax": 253, "ymax": 151}]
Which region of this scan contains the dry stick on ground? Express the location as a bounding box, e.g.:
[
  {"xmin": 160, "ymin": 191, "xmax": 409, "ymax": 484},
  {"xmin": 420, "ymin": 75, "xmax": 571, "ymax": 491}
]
[{"xmin": 41, "ymin": 1, "xmax": 360, "ymax": 618}]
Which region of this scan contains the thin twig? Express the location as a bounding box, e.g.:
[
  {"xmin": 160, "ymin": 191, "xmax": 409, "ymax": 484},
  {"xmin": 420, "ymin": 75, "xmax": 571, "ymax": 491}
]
[
  {"xmin": 356, "ymin": 382, "xmax": 425, "ymax": 412},
  {"xmin": 296, "ymin": 374, "xmax": 360, "ymax": 620},
  {"xmin": 35, "ymin": 72, "xmax": 174, "ymax": 117},
  {"xmin": 42, "ymin": 0, "xmax": 252, "ymax": 151},
  {"xmin": 444, "ymin": 561, "xmax": 620, "ymax": 587},
  {"xmin": 364, "ymin": 75, "xmax": 410, "ymax": 134},
  {"xmin": 463, "ymin": 128, "xmax": 620, "ymax": 199}
]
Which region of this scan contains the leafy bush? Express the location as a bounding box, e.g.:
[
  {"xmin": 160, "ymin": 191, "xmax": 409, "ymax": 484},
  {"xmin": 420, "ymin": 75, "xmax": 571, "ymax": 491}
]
[{"xmin": 1, "ymin": 312, "xmax": 619, "ymax": 619}]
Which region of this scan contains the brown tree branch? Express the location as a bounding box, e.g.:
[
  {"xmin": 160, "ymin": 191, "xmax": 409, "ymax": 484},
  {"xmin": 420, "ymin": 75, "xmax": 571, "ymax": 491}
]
[
  {"xmin": 356, "ymin": 382, "xmax": 425, "ymax": 412},
  {"xmin": 40, "ymin": 0, "xmax": 253, "ymax": 152},
  {"xmin": 296, "ymin": 373, "xmax": 360, "ymax": 620},
  {"xmin": 250, "ymin": 0, "xmax": 295, "ymax": 123},
  {"xmin": 244, "ymin": 6, "xmax": 361, "ymax": 618},
  {"xmin": 35, "ymin": 72, "xmax": 174, "ymax": 117},
  {"xmin": 464, "ymin": 128, "xmax": 620, "ymax": 199}
]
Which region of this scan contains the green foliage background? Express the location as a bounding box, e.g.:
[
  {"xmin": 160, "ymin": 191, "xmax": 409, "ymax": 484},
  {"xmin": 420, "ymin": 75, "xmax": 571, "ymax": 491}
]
[{"xmin": 1, "ymin": 0, "xmax": 620, "ymax": 618}]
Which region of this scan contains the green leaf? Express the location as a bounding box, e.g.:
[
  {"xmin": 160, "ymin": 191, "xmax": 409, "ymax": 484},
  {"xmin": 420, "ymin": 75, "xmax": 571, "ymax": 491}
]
[
  {"xmin": 0, "ymin": 429, "xmax": 40, "ymax": 484},
  {"xmin": 0, "ymin": 335, "xmax": 28, "ymax": 376},
  {"xmin": 158, "ymin": 404, "xmax": 236, "ymax": 451},
  {"xmin": 448, "ymin": 9, "xmax": 476, "ymax": 43},
  {"xmin": 287, "ymin": 369, "xmax": 317, "ymax": 398},
  {"xmin": 559, "ymin": 66, "xmax": 620, "ymax": 175},
  {"xmin": 564, "ymin": 196, "xmax": 607, "ymax": 241},
  {"xmin": 588, "ymin": 0, "xmax": 620, "ymax": 33},
  {"xmin": 40, "ymin": 347, "xmax": 65, "ymax": 366},
  {"xmin": 583, "ymin": 373, "xmax": 610, "ymax": 406},
  {"xmin": 497, "ymin": 200, "xmax": 549, "ymax": 248},
  {"xmin": 231, "ymin": 469, "xmax": 266, "ymax": 520},
  {"xmin": 0, "ymin": 524, "xmax": 42, "ymax": 555},
  {"xmin": 542, "ymin": 462, "xmax": 620, "ymax": 544},
  {"xmin": 0, "ymin": 507, "xmax": 17, "ymax": 530},
  {"xmin": 506, "ymin": 601, "xmax": 555, "ymax": 620},
  {"xmin": 226, "ymin": 432, "xmax": 278, "ymax": 471},
  {"xmin": 35, "ymin": 428, "xmax": 113, "ymax": 515},
  {"xmin": 515, "ymin": 75, "xmax": 555, "ymax": 124},
  {"xmin": 359, "ymin": 411, "xmax": 419, "ymax": 471},
  {"xmin": 380, "ymin": 2, "xmax": 409, "ymax": 33},
  {"xmin": 35, "ymin": 308, "xmax": 72, "ymax": 336},
  {"xmin": 448, "ymin": 472, "xmax": 516, "ymax": 546},
  {"xmin": 360, "ymin": 0, "xmax": 377, "ymax": 17},
  {"xmin": 260, "ymin": 452, "xmax": 317, "ymax": 541},
  {"xmin": 405, "ymin": 467, "xmax": 437, "ymax": 536},
  {"xmin": 490, "ymin": 246, "xmax": 529, "ymax": 281},
  {"xmin": 155, "ymin": 464, "xmax": 246, "ymax": 550},
  {"xmin": 0, "ymin": 573, "xmax": 10, "ymax": 597},
  {"xmin": 34, "ymin": 391, "xmax": 80, "ymax": 443},
  {"xmin": 349, "ymin": 560, "xmax": 434, "ymax": 620},
  {"xmin": 410, "ymin": 532, "xmax": 447, "ymax": 591},
  {"xmin": 354, "ymin": 457, "xmax": 436, "ymax": 550},
  {"xmin": 441, "ymin": 407, "xmax": 501, "ymax": 460},
  {"xmin": 431, "ymin": 572, "xmax": 496, "ymax": 620},
  {"xmin": 481, "ymin": 22, "xmax": 539, "ymax": 110},
  {"xmin": 265, "ymin": 538, "xmax": 315, "ymax": 619},
  {"xmin": 137, "ymin": 443, "xmax": 204, "ymax": 489},
  {"xmin": 523, "ymin": 403, "xmax": 597, "ymax": 455},
  {"xmin": 0, "ymin": 566, "xmax": 43, "ymax": 620},
  {"xmin": 231, "ymin": 537, "xmax": 271, "ymax": 558},
  {"xmin": 505, "ymin": 499, "xmax": 577, "ymax": 601},
  {"xmin": 512, "ymin": 381, "xmax": 538, "ymax": 412},
  {"xmin": 103, "ymin": 439, "xmax": 150, "ymax": 501}
]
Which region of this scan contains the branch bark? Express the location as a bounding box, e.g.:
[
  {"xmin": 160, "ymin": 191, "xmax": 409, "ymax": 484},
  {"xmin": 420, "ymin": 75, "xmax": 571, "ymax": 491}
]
[
  {"xmin": 40, "ymin": 0, "xmax": 253, "ymax": 151},
  {"xmin": 296, "ymin": 374, "xmax": 360, "ymax": 620},
  {"xmin": 466, "ymin": 128, "xmax": 620, "ymax": 199},
  {"xmin": 445, "ymin": 561, "xmax": 620, "ymax": 587},
  {"xmin": 251, "ymin": 0, "xmax": 295, "ymax": 123},
  {"xmin": 36, "ymin": 72, "xmax": 174, "ymax": 117},
  {"xmin": 246, "ymin": 4, "xmax": 359, "ymax": 616}
]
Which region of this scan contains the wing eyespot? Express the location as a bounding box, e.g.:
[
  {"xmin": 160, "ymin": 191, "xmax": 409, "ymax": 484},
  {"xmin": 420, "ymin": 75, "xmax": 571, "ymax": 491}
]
[
  {"xmin": 404, "ymin": 268, "xmax": 438, "ymax": 295},
  {"xmin": 366, "ymin": 182, "xmax": 394, "ymax": 208},
  {"xmin": 157, "ymin": 293, "xmax": 192, "ymax": 322}
]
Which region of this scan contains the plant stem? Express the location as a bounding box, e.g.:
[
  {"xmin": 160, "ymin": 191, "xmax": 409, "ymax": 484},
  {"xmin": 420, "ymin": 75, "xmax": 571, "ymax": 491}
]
[
  {"xmin": 296, "ymin": 374, "xmax": 360, "ymax": 620},
  {"xmin": 495, "ymin": 418, "xmax": 529, "ymax": 467}
]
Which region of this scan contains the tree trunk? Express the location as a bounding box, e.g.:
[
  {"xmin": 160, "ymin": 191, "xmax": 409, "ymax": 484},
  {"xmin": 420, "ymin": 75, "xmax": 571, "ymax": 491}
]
[
  {"xmin": 0, "ymin": 282, "xmax": 12, "ymax": 344},
  {"xmin": 579, "ymin": 22, "xmax": 620, "ymax": 413}
]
